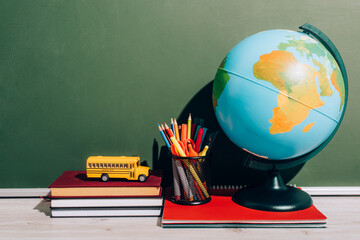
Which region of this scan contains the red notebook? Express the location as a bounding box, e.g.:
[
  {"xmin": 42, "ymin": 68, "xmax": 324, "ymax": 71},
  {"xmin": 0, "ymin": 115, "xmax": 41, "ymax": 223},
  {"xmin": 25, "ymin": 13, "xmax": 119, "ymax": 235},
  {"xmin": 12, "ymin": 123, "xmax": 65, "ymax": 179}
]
[
  {"xmin": 49, "ymin": 170, "xmax": 162, "ymax": 197},
  {"xmin": 162, "ymin": 189, "xmax": 327, "ymax": 228}
]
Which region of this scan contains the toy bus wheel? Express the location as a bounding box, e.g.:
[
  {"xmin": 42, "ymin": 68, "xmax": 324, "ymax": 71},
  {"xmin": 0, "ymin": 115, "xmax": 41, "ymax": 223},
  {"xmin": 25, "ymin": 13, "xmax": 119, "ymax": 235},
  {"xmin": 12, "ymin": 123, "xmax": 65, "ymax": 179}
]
[
  {"xmin": 138, "ymin": 174, "xmax": 147, "ymax": 182},
  {"xmin": 101, "ymin": 174, "xmax": 109, "ymax": 182}
]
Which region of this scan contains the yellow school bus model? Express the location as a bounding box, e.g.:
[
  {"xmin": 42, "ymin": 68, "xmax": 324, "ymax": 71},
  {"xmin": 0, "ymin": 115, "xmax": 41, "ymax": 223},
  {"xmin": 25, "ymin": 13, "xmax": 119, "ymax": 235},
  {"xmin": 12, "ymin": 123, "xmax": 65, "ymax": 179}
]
[{"xmin": 86, "ymin": 156, "xmax": 150, "ymax": 182}]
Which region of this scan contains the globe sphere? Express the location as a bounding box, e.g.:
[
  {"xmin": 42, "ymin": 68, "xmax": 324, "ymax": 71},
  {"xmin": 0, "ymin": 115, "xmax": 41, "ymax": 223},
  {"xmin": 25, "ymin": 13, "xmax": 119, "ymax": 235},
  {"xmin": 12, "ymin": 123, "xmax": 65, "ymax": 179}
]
[{"xmin": 213, "ymin": 29, "xmax": 347, "ymax": 160}]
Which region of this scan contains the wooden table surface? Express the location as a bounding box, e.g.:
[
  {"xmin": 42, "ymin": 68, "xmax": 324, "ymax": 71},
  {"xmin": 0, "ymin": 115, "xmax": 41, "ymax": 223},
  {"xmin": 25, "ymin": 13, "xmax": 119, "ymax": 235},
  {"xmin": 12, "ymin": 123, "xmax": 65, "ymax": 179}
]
[{"xmin": 0, "ymin": 196, "xmax": 359, "ymax": 239}]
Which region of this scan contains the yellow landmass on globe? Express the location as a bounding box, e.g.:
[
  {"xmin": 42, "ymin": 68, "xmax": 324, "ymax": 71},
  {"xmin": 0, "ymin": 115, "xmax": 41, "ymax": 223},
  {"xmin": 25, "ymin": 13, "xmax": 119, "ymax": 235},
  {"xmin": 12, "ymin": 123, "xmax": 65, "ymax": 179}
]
[
  {"xmin": 303, "ymin": 122, "xmax": 315, "ymax": 133},
  {"xmin": 312, "ymin": 59, "xmax": 333, "ymax": 97},
  {"xmin": 253, "ymin": 50, "xmax": 326, "ymax": 134},
  {"xmin": 330, "ymin": 69, "xmax": 346, "ymax": 112}
]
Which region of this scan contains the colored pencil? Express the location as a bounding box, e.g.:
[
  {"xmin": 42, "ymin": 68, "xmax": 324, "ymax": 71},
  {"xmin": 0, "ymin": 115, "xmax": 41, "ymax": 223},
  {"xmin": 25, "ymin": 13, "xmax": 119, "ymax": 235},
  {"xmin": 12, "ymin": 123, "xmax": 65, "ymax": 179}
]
[
  {"xmin": 174, "ymin": 118, "xmax": 180, "ymax": 141},
  {"xmin": 161, "ymin": 124, "xmax": 172, "ymax": 145},
  {"xmin": 158, "ymin": 124, "xmax": 171, "ymax": 150},
  {"xmin": 171, "ymin": 118, "xmax": 176, "ymax": 138},
  {"xmin": 164, "ymin": 123, "xmax": 175, "ymax": 138},
  {"xmin": 187, "ymin": 114, "xmax": 192, "ymax": 139}
]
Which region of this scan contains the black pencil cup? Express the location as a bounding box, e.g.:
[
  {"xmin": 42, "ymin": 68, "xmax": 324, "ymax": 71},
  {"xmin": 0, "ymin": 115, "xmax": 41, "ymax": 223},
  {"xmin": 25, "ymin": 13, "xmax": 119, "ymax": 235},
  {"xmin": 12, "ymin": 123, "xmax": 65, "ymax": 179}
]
[{"xmin": 171, "ymin": 155, "xmax": 211, "ymax": 205}]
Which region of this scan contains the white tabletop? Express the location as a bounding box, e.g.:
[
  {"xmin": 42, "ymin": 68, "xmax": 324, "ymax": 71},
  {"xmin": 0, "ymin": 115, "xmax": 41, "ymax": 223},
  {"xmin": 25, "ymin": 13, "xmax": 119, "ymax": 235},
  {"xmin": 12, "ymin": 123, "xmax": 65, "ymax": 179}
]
[{"xmin": 0, "ymin": 196, "xmax": 359, "ymax": 240}]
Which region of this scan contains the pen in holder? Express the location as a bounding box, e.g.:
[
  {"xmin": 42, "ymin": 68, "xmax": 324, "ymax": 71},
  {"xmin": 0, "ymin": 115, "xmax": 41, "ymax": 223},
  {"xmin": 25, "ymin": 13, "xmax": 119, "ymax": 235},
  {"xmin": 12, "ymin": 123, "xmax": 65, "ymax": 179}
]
[{"xmin": 171, "ymin": 155, "xmax": 211, "ymax": 205}]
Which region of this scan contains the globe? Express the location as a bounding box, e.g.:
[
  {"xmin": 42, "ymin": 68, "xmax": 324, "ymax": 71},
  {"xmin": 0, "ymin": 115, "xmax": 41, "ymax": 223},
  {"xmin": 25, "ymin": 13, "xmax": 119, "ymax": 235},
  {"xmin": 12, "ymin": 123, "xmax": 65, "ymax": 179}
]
[
  {"xmin": 212, "ymin": 24, "xmax": 348, "ymax": 211},
  {"xmin": 213, "ymin": 28, "xmax": 347, "ymax": 160}
]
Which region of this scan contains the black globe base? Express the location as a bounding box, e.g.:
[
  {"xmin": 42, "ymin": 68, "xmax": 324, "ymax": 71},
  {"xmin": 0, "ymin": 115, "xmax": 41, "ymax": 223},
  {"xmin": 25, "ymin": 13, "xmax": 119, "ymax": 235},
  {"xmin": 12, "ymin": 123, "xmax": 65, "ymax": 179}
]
[{"xmin": 233, "ymin": 169, "xmax": 313, "ymax": 212}]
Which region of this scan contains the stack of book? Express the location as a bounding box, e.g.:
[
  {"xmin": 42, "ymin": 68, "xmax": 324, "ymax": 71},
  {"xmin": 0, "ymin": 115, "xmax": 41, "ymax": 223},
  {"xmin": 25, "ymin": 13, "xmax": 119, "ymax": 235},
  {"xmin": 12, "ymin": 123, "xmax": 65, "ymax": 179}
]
[
  {"xmin": 48, "ymin": 170, "xmax": 163, "ymax": 217},
  {"xmin": 162, "ymin": 188, "xmax": 327, "ymax": 228}
]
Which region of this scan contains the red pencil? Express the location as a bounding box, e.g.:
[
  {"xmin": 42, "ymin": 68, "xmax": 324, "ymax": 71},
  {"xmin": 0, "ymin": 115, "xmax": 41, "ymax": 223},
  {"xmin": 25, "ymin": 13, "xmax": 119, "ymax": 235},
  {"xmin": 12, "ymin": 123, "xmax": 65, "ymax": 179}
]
[{"xmin": 164, "ymin": 123, "xmax": 175, "ymax": 138}]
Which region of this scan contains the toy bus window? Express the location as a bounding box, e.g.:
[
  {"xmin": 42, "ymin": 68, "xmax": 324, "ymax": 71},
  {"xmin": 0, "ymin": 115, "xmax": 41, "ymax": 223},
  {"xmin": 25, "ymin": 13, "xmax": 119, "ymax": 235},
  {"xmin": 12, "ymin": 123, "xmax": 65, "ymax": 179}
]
[
  {"xmin": 88, "ymin": 163, "xmax": 91, "ymax": 168},
  {"xmin": 112, "ymin": 163, "xmax": 115, "ymax": 168},
  {"xmin": 92, "ymin": 163, "xmax": 95, "ymax": 168},
  {"xmin": 137, "ymin": 161, "xmax": 140, "ymax": 167},
  {"xmin": 120, "ymin": 164, "xmax": 123, "ymax": 168},
  {"xmin": 96, "ymin": 163, "xmax": 99, "ymax": 168},
  {"xmin": 105, "ymin": 163, "xmax": 108, "ymax": 168},
  {"xmin": 116, "ymin": 163, "xmax": 119, "ymax": 168},
  {"xmin": 100, "ymin": 163, "xmax": 103, "ymax": 168},
  {"xmin": 124, "ymin": 163, "xmax": 128, "ymax": 168},
  {"xmin": 130, "ymin": 164, "xmax": 134, "ymax": 169}
]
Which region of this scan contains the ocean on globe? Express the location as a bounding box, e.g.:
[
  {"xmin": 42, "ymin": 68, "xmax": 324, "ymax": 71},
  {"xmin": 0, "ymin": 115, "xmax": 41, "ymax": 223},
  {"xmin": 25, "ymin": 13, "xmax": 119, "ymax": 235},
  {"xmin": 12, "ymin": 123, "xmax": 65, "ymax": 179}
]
[{"xmin": 213, "ymin": 29, "xmax": 346, "ymax": 160}]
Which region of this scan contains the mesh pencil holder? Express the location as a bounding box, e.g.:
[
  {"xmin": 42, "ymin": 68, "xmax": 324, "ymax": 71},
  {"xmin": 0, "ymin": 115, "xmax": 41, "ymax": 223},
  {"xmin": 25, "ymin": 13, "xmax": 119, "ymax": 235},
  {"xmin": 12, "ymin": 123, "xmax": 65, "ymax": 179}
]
[{"xmin": 171, "ymin": 155, "xmax": 211, "ymax": 205}]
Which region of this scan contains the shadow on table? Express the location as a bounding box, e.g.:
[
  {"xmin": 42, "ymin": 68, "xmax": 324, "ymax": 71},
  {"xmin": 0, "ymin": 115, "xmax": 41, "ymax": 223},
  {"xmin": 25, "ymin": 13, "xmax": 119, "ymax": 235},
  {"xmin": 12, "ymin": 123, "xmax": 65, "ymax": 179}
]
[{"xmin": 34, "ymin": 199, "xmax": 51, "ymax": 217}]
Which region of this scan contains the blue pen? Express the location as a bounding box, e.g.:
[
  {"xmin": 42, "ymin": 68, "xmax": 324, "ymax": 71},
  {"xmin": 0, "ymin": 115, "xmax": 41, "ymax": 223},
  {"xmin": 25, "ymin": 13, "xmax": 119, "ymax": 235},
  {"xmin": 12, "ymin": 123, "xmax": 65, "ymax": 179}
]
[{"xmin": 158, "ymin": 124, "xmax": 171, "ymax": 150}]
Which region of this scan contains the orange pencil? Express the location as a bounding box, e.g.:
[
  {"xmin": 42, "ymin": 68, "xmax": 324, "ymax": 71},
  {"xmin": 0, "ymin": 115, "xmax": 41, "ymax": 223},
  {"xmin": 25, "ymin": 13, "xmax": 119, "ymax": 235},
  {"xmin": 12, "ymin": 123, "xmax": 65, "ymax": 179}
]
[
  {"xmin": 181, "ymin": 124, "xmax": 187, "ymax": 141},
  {"xmin": 174, "ymin": 118, "xmax": 180, "ymax": 141}
]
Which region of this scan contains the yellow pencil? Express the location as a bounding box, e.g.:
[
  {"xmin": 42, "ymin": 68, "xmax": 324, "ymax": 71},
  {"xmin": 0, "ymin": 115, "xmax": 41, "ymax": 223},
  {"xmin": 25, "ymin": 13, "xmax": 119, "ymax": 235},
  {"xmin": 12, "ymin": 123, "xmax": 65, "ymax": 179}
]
[
  {"xmin": 187, "ymin": 113, "xmax": 191, "ymax": 139},
  {"xmin": 174, "ymin": 118, "xmax": 180, "ymax": 141}
]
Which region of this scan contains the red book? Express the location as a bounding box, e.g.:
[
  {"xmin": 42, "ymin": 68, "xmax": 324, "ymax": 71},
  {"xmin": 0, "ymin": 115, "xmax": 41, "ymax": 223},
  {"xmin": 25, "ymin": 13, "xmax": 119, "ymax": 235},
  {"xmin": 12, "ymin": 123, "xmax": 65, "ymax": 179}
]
[
  {"xmin": 49, "ymin": 170, "xmax": 162, "ymax": 197},
  {"xmin": 162, "ymin": 189, "xmax": 327, "ymax": 228}
]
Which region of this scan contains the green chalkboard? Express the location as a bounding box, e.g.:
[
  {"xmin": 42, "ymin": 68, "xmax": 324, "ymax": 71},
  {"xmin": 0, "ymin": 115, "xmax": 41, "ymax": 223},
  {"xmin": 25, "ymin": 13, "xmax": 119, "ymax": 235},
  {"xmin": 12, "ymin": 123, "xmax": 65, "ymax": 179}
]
[{"xmin": 0, "ymin": 0, "xmax": 359, "ymax": 187}]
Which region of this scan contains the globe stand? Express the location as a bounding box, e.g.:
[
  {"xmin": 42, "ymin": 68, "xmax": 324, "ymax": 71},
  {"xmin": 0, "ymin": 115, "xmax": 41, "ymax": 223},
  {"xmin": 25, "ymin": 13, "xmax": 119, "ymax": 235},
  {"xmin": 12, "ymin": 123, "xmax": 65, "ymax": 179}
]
[{"xmin": 233, "ymin": 168, "xmax": 313, "ymax": 212}]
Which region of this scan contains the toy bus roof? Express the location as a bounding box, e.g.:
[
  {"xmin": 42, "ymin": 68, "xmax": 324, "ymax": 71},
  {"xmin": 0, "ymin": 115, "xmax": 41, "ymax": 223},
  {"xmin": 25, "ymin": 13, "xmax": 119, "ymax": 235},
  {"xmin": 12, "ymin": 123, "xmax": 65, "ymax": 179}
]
[{"xmin": 86, "ymin": 156, "xmax": 140, "ymax": 163}]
